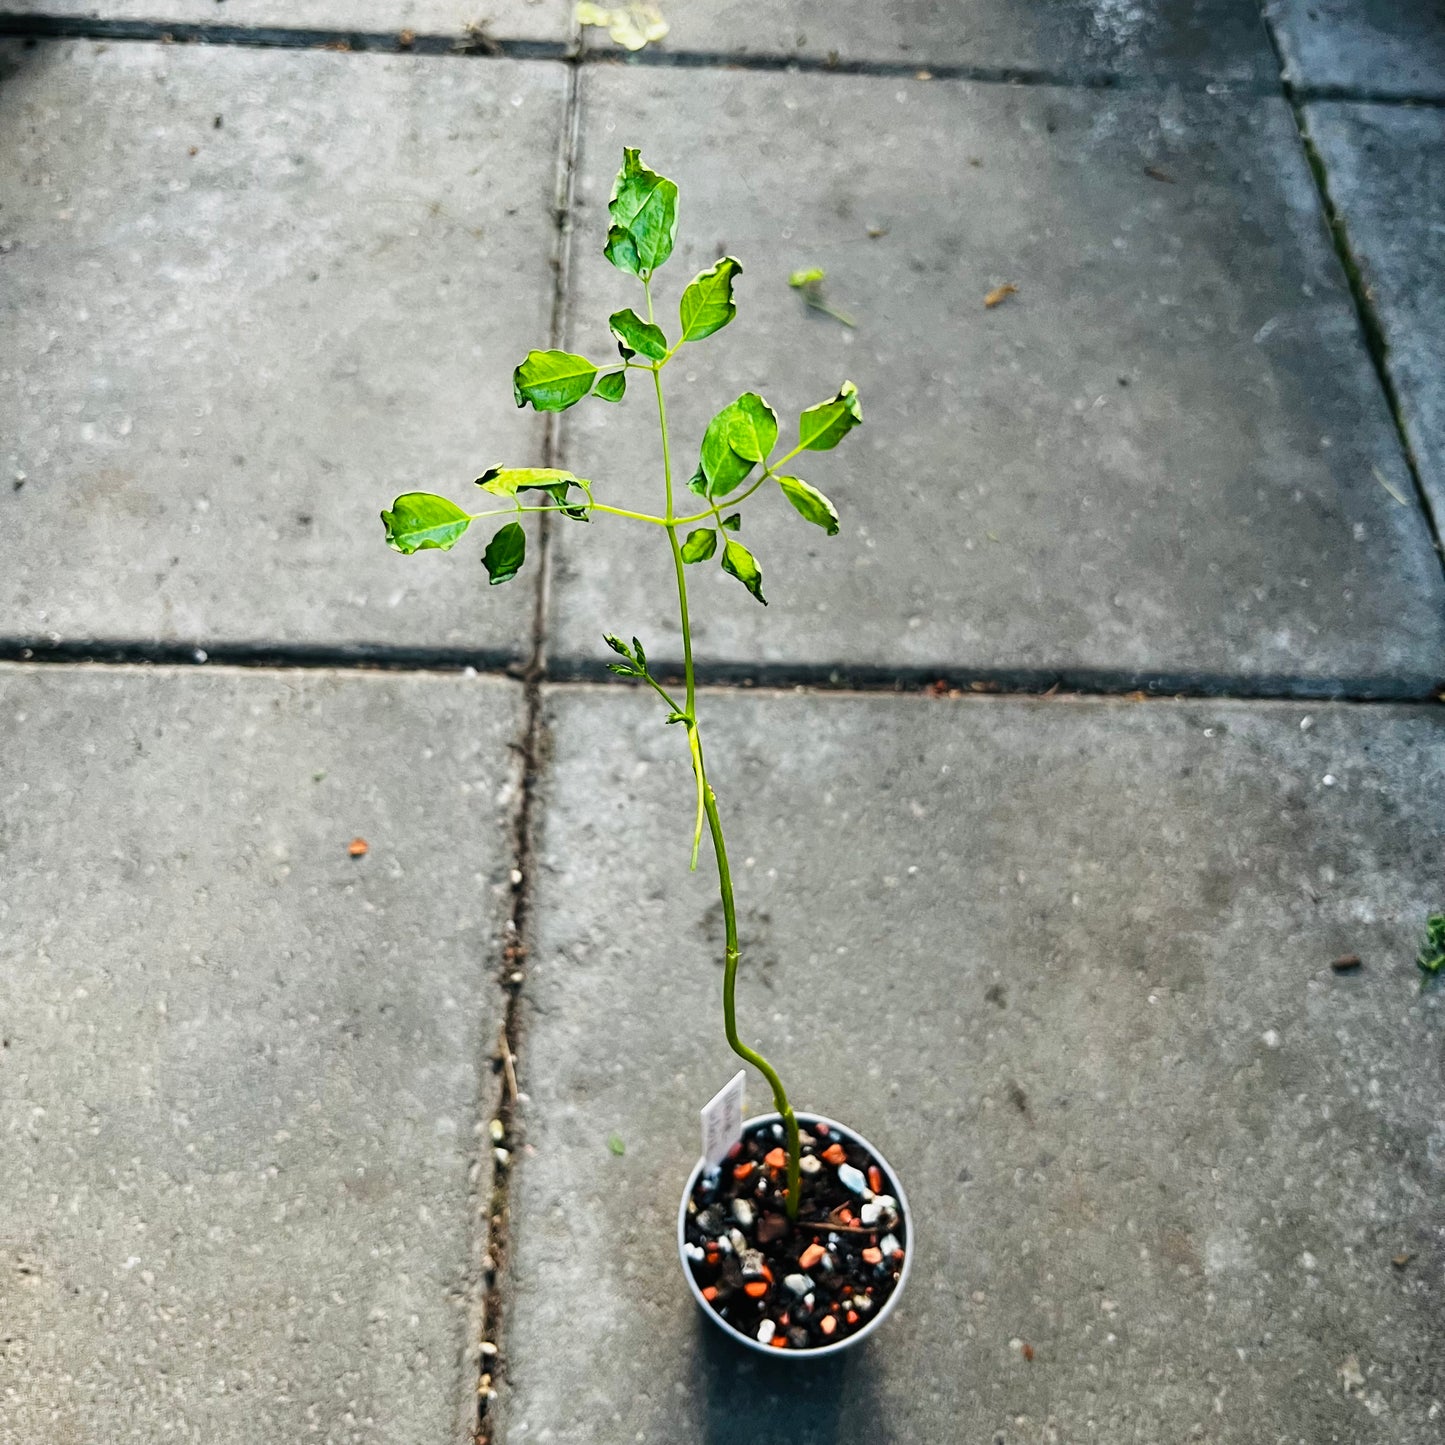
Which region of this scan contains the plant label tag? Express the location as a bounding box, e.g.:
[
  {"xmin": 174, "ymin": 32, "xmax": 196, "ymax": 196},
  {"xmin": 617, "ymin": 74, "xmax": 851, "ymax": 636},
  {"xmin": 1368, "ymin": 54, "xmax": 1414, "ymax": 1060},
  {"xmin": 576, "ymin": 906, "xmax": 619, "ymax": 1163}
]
[{"xmin": 700, "ymin": 1070, "xmax": 746, "ymax": 1167}]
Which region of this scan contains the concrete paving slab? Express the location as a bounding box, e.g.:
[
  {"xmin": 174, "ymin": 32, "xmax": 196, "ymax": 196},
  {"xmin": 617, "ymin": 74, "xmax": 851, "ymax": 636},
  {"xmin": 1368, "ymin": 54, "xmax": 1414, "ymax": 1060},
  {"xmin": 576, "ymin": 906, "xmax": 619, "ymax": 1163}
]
[
  {"xmin": 1304, "ymin": 102, "xmax": 1445, "ymax": 546},
  {"xmin": 1, "ymin": 1, "xmax": 573, "ymax": 43},
  {"xmin": 0, "ymin": 664, "xmax": 522, "ymax": 1445},
  {"xmin": 1266, "ymin": 1, "xmax": 1445, "ymax": 100},
  {"xmin": 548, "ymin": 67, "xmax": 1445, "ymax": 694},
  {"xmin": 0, "ymin": 42, "xmax": 563, "ymax": 659},
  {"xmin": 503, "ymin": 684, "xmax": 1444, "ymax": 1443},
  {"xmin": 579, "ymin": 0, "xmax": 1275, "ymax": 80}
]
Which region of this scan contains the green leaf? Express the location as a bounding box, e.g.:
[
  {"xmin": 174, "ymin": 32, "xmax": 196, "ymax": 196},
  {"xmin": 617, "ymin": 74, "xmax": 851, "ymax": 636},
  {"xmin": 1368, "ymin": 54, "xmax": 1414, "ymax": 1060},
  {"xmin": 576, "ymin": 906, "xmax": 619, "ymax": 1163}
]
[
  {"xmin": 721, "ymin": 513, "xmax": 740, "ymax": 531},
  {"xmin": 665, "ymin": 710, "xmax": 689, "ymax": 725},
  {"xmin": 798, "ymin": 380, "xmax": 863, "ymax": 451},
  {"xmin": 607, "ymin": 662, "xmax": 636, "ymax": 677},
  {"xmin": 513, "ymin": 350, "xmax": 599, "ymax": 412},
  {"xmin": 607, "ymin": 1132, "xmax": 626, "ymax": 1157},
  {"xmin": 632, "ymin": 636, "xmax": 647, "ymax": 673},
  {"xmin": 1419, "ymin": 913, "xmax": 1445, "ymax": 982},
  {"xmin": 594, "ymin": 369, "xmax": 627, "ymax": 403},
  {"xmin": 481, "ymin": 521, "xmax": 526, "ymax": 584},
  {"xmin": 603, "ymin": 633, "xmax": 631, "ymax": 658},
  {"xmin": 681, "ymin": 527, "xmax": 717, "ymax": 563},
  {"xmin": 678, "ymin": 256, "xmax": 743, "ymax": 342},
  {"xmin": 381, "ymin": 493, "xmax": 472, "ymax": 554},
  {"xmin": 726, "ymin": 393, "xmax": 778, "ymax": 463},
  {"xmin": 603, "ymin": 148, "xmax": 679, "ymax": 278},
  {"xmin": 609, "ymin": 308, "xmax": 668, "ymax": 362},
  {"xmin": 776, "ymin": 475, "xmax": 840, "ymax": 535},
  {"xmin": 691, "ymin": 393, "xmax": 776, "ymax": 499},
  {"xmin": 721, "ymin": 538, "xmax": 766, "ymax": 605},
  {"xmin": 476, "ymin": 466, "xmax": 590, "ymax": 520}
]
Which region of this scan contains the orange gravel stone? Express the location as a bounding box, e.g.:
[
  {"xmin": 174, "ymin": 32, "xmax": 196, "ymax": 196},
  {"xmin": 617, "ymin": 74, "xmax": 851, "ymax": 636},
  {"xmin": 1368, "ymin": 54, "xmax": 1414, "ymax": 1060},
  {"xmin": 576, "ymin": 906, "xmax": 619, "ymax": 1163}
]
[
  {"xmin": 744, "ymin": 1280, "xmax": 768, "ymax": 1298},
  {"xmin": 732, "ymin": 1161, "xmax": 755, "ymax": 1181},
  {"xmin": 819, "ymin": 1315, "xmax": 837, "ymax": 1337},
  {"xmin": 798, "ymin": 1242, "xmax": 826, "ymax": 1270},
  {"xmin": 770, "ymin": 1336, "xmax": 788, "ymax": 1348},
  {"xmin": 868, "ymin": 1165, "xmax": 884, "ymax": 1193},
  {"xmin": 821, "ymin": 1142, "xmax": 847, "ymax": 1165},
  {"xmin": 701, "ymin": 1286, "xmax": 717, "ymax": 1302},
  {"xmin": 861, "ymin": 1247, "xmax": 883, "ymax": 1265},
  {"xmin": 846, "ymin": 1310, "xmax": 859, "ymax": 1324},
  {"xmin": 764, "ymin": 1147, "xmax": 787, "ymax": 1170}
]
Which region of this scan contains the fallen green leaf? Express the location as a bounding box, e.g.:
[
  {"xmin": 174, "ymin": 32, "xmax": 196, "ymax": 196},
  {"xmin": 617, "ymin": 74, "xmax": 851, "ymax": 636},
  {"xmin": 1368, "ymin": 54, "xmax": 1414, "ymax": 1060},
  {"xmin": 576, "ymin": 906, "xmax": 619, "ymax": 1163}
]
[{"xmin": 575, "ymin": 2, "xmax": 668, "ymax": 51}]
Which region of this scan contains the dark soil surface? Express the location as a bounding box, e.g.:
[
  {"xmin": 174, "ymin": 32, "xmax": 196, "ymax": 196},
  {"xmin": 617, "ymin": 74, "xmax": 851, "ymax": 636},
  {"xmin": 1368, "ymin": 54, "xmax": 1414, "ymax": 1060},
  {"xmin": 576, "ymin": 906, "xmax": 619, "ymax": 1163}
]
[{"xmin": 683, "ymin": 1117, "xmax": 907, "ymax": 1351}]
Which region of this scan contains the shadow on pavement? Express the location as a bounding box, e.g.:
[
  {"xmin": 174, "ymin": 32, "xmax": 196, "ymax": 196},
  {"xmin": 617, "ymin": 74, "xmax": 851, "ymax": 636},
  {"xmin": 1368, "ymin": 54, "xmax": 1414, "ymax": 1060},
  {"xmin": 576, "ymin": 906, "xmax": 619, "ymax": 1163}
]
[{"xmin": 693, "ymin": 1311, "xmax": 893, "ymax": 1444}]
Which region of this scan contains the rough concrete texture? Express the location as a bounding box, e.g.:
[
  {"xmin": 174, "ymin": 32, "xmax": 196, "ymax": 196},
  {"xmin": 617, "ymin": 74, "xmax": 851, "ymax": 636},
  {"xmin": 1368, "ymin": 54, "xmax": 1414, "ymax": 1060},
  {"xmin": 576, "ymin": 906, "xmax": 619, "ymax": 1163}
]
[
  {"xmin": 505, "ymin": 685, "xmax": 1444, "ymax": 1444},
  {"xmin": 1, "ymin": 0, "xmax": 573, "ymax": 41},
  {"xmin": 0, "ymin": 42, "xmax": 562, "ymax": 657},
  {"xmin": 1304, "ymin": 102, "xmax": 1445, "ymax": 542},
  {"xmin": 1266, "ymin": 1, "xmax": 1445, "ymax": 100},
  {"xmin": 580, "ymin": 0, "xmax": 1275, "ymax": 78},
  {"xmin": 548, "ymin": 67, "xmax": 1445, "ymax": 693},
  {"xmin": 0, "ymin": 665, "xmax": 522, "ymax": 1444}
]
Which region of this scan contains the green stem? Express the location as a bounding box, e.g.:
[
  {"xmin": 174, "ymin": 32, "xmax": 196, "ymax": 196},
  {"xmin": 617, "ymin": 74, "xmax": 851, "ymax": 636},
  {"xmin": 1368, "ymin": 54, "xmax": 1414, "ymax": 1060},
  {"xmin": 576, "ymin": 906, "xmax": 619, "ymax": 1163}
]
[
  {"xmin": 468, "ymin": 501, "xmax": 669, "ymax": 527},
  {"xmin": 644, "ymin": 278, "xmax": 802, "ymax": 1218},
  {"xmin": 699, "ymin": 744, "xmax": 802, "ymax": 1218}
]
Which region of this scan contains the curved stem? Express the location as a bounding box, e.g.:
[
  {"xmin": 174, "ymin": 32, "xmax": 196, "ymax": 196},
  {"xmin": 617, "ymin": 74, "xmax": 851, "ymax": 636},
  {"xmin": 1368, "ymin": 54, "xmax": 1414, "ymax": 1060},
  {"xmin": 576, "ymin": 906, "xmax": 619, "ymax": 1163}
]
[{"xmin": 699, "ymin": 744, "xmax": 802, "ymax": 1218}]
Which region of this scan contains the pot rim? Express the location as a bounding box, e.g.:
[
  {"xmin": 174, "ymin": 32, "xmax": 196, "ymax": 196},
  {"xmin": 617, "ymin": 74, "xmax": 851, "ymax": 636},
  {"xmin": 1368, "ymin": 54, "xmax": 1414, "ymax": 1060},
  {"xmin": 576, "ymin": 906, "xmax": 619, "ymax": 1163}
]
[{"xmin": 676, "ymin": 1110, "xmax": 913, "ymax": 1359}]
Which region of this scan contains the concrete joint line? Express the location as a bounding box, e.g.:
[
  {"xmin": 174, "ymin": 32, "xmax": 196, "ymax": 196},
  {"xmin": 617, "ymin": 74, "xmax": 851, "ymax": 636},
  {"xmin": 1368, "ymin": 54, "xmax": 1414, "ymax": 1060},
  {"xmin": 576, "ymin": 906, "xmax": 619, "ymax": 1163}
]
[
  {"xmin": 0, "ymin": 14, "xmax": 1293, "ymax": 96},
  {"xmin": 1256, "ymin": 5, "xmax": 1444, "ymax": 575},
  {"xmin": 469, "ymin": 59, "xmax": 581, "ymax": 1445},
  {"xmin": 2, "ymin": 650, "xmax": 1439, "ymax": 707}
]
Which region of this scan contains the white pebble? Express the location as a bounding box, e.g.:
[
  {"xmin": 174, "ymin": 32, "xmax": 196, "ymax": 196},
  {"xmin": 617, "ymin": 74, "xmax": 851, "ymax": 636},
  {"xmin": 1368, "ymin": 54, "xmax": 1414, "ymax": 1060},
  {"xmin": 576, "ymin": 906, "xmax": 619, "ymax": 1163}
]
[
  {"xmin": 756, "ymin": 1319, "xmax": 775, "ymax": 1345},
  {"xmin": 783, "ymin": 1273, "xmax": 813, "ymax": 1296},
  {"xmin": 799, "ymin": 1154, "xmax": 823, "ymax": 1175},
  {"xmin": 732, "ymin": 1199, "xmax": 754, "ymax": 1229},
  {"xmin": 860, "ymin": 1201, "xmax": 883, "ymax": 1226},
  {"xmin": 837, "ymin": 1163, "xmax": 867, "ymax": 1194},
  {"xmin": 684, "ymin": 1242, "xmax": 704, "ymax": 1262},
  {"xmin": 728, "ymin": 1229, "xmax": 747, "ymax": 1254},
  {"xmin": 879, "ymin": 1233, "xmax": 901, "ymax": 1258}
]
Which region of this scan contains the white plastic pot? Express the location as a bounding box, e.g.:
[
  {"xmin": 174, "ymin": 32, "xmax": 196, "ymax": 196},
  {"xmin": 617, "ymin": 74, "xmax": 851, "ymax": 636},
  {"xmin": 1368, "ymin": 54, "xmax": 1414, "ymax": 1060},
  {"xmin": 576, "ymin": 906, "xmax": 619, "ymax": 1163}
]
[{"xmin": 677, "ymin": 1111, "xmax": 913, "ymax": 1358}]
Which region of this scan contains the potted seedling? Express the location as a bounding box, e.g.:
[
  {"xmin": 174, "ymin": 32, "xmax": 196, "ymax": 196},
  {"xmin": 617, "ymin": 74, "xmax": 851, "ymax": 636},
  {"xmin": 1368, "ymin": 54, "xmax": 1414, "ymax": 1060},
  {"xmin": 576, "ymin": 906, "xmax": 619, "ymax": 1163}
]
[{"xmin": 380, "ymin": 150, "xmax": 910, "ymax": 1355}]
